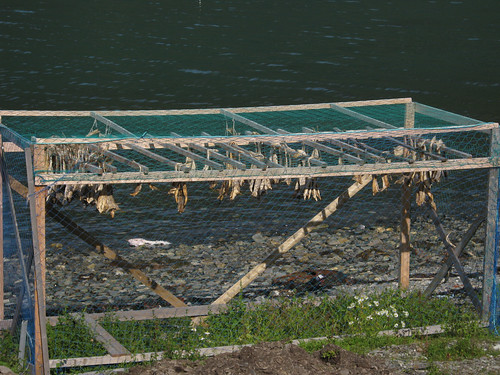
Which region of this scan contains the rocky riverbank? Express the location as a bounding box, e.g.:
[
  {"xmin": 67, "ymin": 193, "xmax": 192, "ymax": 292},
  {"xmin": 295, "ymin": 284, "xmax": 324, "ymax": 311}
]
[{"xmin": 2, "ymin": 215, "xmax": 488, "ymax": 317}]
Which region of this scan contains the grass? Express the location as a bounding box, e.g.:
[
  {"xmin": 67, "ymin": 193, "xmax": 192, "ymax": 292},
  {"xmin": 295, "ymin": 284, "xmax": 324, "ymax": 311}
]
[{"xmin": 1, "ymin": 289, "xmax": 499, "ymax": 373}]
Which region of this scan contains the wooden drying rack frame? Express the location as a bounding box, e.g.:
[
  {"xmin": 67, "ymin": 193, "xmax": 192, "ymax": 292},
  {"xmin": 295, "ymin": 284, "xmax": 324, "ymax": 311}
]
[{"xmin": 1, "ymin": 97, "xmax": 499, "ymax": 374}]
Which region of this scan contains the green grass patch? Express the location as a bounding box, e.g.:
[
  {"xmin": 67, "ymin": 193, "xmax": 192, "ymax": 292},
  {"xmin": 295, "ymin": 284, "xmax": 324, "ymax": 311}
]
[{"xmin": 2, "ymin": 288, "xmax": 496, "ymax": 369}]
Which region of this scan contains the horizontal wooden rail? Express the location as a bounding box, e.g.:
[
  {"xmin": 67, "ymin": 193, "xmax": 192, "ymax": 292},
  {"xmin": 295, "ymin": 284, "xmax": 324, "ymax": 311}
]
[{"xmin": 36, "ymin": 157, "xmax": 495, "ymax": 185}]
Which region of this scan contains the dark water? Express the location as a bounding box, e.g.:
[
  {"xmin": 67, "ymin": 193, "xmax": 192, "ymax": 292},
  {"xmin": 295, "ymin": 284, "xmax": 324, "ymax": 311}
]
[
  {"xmin": 0, "ymin": 0, "xmax": 499, "ymax": 122},
  {"xmin": 0, "ymin": 0, "xmax": 498, "ymax": 251}
]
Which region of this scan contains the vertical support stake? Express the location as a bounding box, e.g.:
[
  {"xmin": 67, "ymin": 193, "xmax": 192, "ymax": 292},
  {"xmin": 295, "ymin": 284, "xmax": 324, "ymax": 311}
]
[
  {"xmin": 482, "ymin": 125, "xmax": 500, "ymax": 320},
  {"xmin": 25, "ymin": 146, "xmax": 49, "ymax": 375},
  {"xmin": 400, "ymin": 178, "xmax": 411, "ymax": 289},
  {"xmin": 0, "ymin": 134, "xmax": 4, "ymax": 320},
  {"xmin": 399, "ymin": 100, "xmax": 414, "ymax": 290}
]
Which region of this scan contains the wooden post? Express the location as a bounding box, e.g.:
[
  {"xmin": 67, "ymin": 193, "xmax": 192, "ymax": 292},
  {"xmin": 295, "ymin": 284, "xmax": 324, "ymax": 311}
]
[
  {"xmin": 399, "ymin": 101, "xmax": 414, "ymax": 289},
  {"xmin": 482, "ymin": 125, "xmax": 500, "ymax": 320},
  {"xmin": 400, "ymin": 178, "xmax": 411, "ymax": 289},
  {"xmin": 25, "ymin": 146, "xmax": 50, "ymax": 375},
  {"xmin": 0, "ymin": 134, "xmax": 3, "ymax": 321}
]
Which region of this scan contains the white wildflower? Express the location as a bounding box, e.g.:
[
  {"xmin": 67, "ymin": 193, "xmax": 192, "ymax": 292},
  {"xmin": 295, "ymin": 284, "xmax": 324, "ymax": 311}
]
[
  {"xmin": 367, "ymin": 315, "xmax": 373, "ymax": 320},
  {"xmin": 394, "ymin": 323, "xmax": 399, "ymax": 328},
  {"xmin": 348, "ymin": 303, "xmax": 356, "ymax": 309},
  {"xmin": 401, "ymin": 321, "xmax": 406, "ymax": 328},
  {"xmin": 349, "ymin": 321, "xmax": 354, "ymax": 325},
  {"xmin": 403, "ymin": 311, "xmax": 409, "ymax": 318},
  {"xmin": 373, "ymin": 301, "xmax": 379, "ymax": 307},
  {"xmin": 393, "ymin": 312, "xmax": 398, "ymax": 318}
]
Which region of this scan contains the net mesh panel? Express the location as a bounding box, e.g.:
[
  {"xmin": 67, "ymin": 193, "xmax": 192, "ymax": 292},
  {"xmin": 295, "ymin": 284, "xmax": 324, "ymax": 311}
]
[
  {"xmin": 0, "ymin": 101, "xmax": 497, "ymax": 370},
  {"xmin": 2, "ymin": 151, "xmax": 36, "ymax": 367},
  {"xmin": 0, "ymin": 102, "xmax": 483, "ymax": 141}
]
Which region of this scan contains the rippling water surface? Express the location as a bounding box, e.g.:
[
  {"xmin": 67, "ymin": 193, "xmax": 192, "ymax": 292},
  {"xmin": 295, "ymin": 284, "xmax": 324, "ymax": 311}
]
[
  {"xmin": 1, "ymin": 0, "xmax": 499, "ymax": 250},
  {"xmin": 0, "ymin": 0, "xmax": 499, "ymax": 120}
]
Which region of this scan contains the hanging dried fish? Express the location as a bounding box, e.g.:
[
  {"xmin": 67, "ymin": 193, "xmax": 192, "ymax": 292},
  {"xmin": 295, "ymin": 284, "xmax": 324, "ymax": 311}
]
[
  {"xmin": 218, "ymin": 180, "xmax": 232, "ymax": 200},
  {"xmin": 230, "ymin": 179, "xmax": 243, "ymax": 200},
  {"xmin": 381, "ymin": 174, "xmax": 390, "ymax": 192},
  {"xmin": 372, "ymin": 176, "xmax": 380, "ymax": 195},
  {"xmin": 95, "ymin": 184, "xmax": 120, "ymax": 218},
  {"xmin": 130, "ymin": 184, "xmax": 142, "ymax": 197},
  {"xmin": 169, "ymin": 182, "xmax": 188, "ymax": 213}
]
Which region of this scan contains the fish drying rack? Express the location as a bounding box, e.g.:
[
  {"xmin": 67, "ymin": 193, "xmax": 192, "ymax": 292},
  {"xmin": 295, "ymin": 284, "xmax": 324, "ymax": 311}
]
[{"xmin": 0, "ymin": 97, "xmax": 499, "ymax": 373}]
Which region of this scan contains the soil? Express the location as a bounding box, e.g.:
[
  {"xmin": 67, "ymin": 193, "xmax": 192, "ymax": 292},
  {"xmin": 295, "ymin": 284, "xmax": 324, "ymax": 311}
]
[{"xmin": 126, "ymin": 341, "xmax": 500, "ymax": 375}]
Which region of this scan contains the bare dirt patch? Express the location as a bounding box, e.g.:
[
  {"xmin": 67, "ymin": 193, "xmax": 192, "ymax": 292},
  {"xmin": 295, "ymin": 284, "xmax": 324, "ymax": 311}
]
[{"xmin": 126, "ymin": 342, "xmax": 394, "ymax": 375}]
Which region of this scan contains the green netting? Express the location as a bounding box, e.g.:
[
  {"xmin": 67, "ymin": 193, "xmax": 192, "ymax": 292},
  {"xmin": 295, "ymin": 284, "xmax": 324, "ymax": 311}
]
[{"xmin": 0, "ymin": 102, "xmax": 486, "ymax": 142}]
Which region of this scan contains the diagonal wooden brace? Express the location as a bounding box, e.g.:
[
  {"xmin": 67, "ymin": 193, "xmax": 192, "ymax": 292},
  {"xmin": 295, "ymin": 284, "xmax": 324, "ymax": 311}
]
[
  {"xmin": 211, "ymin": 174, "xmax": 373, "ymax": 306},
  {"xmin": 8, "ymin": 175, "xmax": 187, "ymax": 309},
  {"xmin": 423, "ymin": 210, "xmax": 486, "ymax": 297},
  {"xmin": 426, "ymin": 203, "xmax": 482, "ymax": 311}
]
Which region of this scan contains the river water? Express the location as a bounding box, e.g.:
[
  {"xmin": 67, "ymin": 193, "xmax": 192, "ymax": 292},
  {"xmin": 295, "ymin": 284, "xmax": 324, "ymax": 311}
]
[
  {"xmin": 0, "ymin": 0, "xmax": 499, "ymax": 121},
  {"xmin": 0, "ymin": 1, "xmax": 499, "ymax": 248}
]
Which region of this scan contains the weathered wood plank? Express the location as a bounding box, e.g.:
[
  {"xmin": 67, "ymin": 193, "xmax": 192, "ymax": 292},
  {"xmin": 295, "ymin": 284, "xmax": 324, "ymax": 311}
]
[
  {"xmin": 33, "ymin": 122, "xmax": 497, "ymax": 148},
  {"xmin": 211, "ymin": 175, "xmax": 372, "ymax": 306},
  {"xmin": 302, "ymin": 127, "xmax": 385, "ymax": 163},
  {"xmin": 424, "ymin": 210, "xmax": 486, "ymax": 297},
  {"xmin": 220, "ymin": 111, "xmax": 326, "ymax": 167},
  {"xmin": 25, "ymin": 147, "xmax": 50, "ymax": 375},
  {"xmin": 414, "ymin": 103, "xmax": 480, "ymax": 126},
  {"xmin": 35, "ymin": 157, "xmax": 496, "ymax": 186},
  {"xmin": 7, "ymin": 174, "xmax": 188, "ymax": 309},
  {"xmin": 87, "ymin": 144, "xmax": 149, "ymax": 173},
  {"xmin": 0, "ymin": 135, "xmax": 3, "ymax": 321},
  {"xmin": 83, "ymin": 315, "xmax": 131, "ymax": 357},
  {"xmin": 0, "ymin": 98, "xmax": 413, "ymax": 119},
  {"xmin": 427, "ymin": 203, "xmax": 482, "ymax": 312},
  {"xmin": 482, "ymin": 126, "xmax": 500, "ymax": 320},
  {"xmin": 280, "ymin": 128, "xmax": 365, "ymax": 164},
  {"xmin": 399, "ymin": 178, "xmax": 411, "ymax": 290},
  {"xmin": 159, "ymin": 142, "xmax": 224, "ymax": 170}
]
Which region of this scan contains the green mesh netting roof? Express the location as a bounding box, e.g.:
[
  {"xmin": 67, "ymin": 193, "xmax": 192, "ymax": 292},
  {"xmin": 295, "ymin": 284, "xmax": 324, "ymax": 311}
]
[{"xmin": 0, "ymin": 102, "xmax": 484, "ymax": 143}]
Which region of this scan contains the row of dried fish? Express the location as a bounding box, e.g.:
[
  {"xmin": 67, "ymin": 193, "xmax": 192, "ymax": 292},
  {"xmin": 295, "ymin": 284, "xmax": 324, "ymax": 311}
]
[
  {"xmin": 45, "ymin": 144, "xmax": 120, "ymax": 217},
  {"xmin": 47, "ymin": 183, "xmax": 119, "ymax": 218}
]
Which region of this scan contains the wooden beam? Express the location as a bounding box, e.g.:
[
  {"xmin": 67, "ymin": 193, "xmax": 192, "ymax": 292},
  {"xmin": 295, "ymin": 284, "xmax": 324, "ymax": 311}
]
[
  {"xmin": 347, "ymin": 138, "xmax": 414, "ymax": 163},
  {"xmin": 399, "ymin": 178, "xmax": 411, "ymax": 290},
  {"xmin": 221, "ymin": 109, "xmax": 279, "ymax": 135},
  {"xmin": 159, "ymin": 142, "xmax": 224, "ymax": 170},
  {"xmin": 405, "ymin": 102, "xmax": 415, "ymax": 129},
  {"xmin": 0, "ymin": 98, "xmax": 413, "ymax": 118},
  {"xmin": 33, "ymin": 122, "xmax": 498, "ymax": 148},
  {"xmin": 383, "ymin": 136, "xmax": 448, "ymax": 162},
  {"xmin": 409, "ymin": 135, "xmax": 472, "ymax": 159},
  {"xmin": 7, "ymin": 174, "xmax": 188, "ymax": 309},
  {"xmin": 330, "ymin": 103, "xmax": 397, "ymax": 129},
  {"xmin": 424, "ymin": 210, "xmax": 486, "ymax": 297},
  {"xmin": 211, "ymin": 175, "xmax": 372, "ymax": 306},
  {"xmin": 302, "ymin": 127, "xmax": 384, "ymax": 163},
  {"xmin": 278, "ymin": 128, "xmax": 364, "ymax": 164},
  {"xmin": 0, "ymin": 135, "xmax": 3, "ymax": 321},
  {"xmin": 414, "ymin": 103, "xmax": 480, "ymax": 126},
  {"xmin": 91, "ymin": 113, "xmax": 190, "ymax": 172},
  {"xmin": 482, "ymin": 126, "xmax": 500, "ymax": 320},
  {"xmin": 427, "ymin": 202, "xmax": 481, "ymax": 312},
  {"xmin": 83, "ymin": 315, "xmax": 131, "ymax": 357},
  {"xmin": 221, "ymin": 110, "xmax": 326, "ymax": 167},
  {"xmin": 46, "ymin": 304, "xmax": 229, "ymax": 325},
  {"xmin": 25, "ymin": 147, "xmax": 50, "ymax": 375},
  {"xmin": 35, "ymin": 157, "xmax": 495, "ymax": 186},
  {"xmin": 0, "ymin": 124, "xmax": 31, "ymax": 149},
  {"xmin": 81, "ymin": 163, "xmax": 103, "ymax": 174},
  {"xmin": 87, "ymin": 144, "xmax": 149, "ymax": 173},
  {"xmin": 45, "ymin": 201, "xmax": 188, "ymax": 309},
  {"xmin": 201, "ymin": 132, "xmax": 268, "ymax": 169}
]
